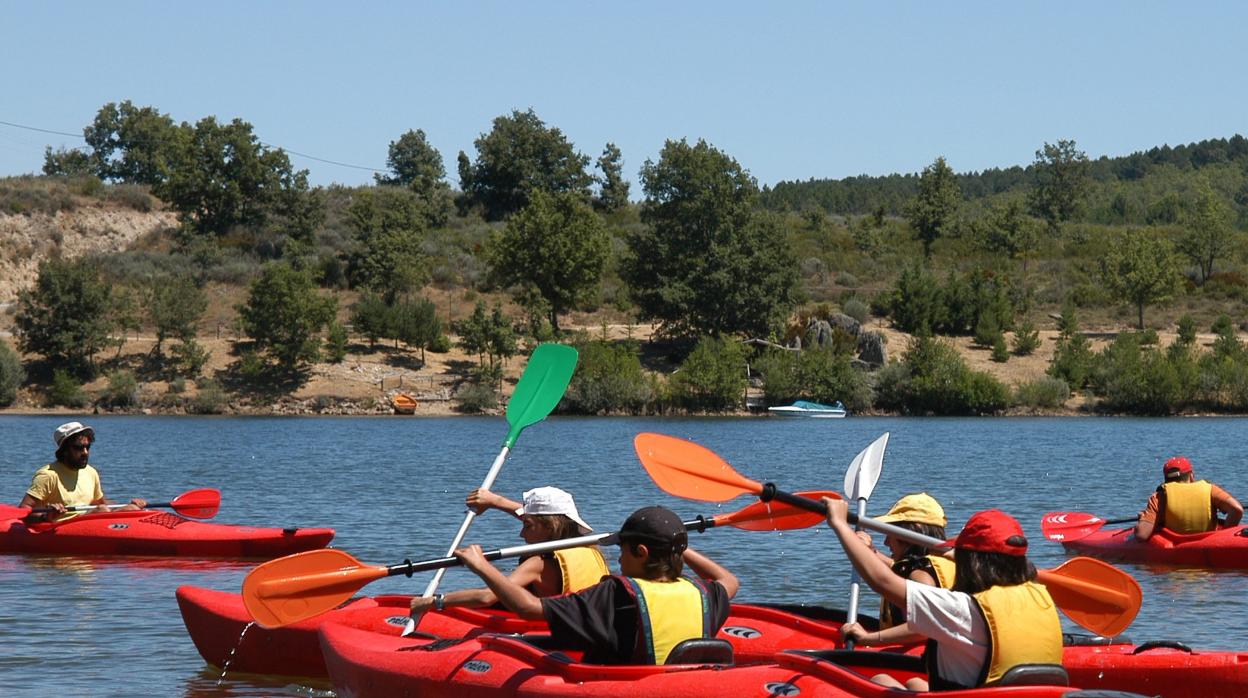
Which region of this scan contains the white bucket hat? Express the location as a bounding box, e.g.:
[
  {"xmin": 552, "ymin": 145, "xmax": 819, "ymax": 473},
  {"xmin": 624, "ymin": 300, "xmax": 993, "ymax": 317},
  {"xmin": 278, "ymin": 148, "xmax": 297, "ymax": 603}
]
[
  {"xmin": 521, "ymin": 486, "xmax": 592, "ymax": 532},
  {"xmin": 54, "ymin": 421, "xmax": 95, "ymax": 448}
]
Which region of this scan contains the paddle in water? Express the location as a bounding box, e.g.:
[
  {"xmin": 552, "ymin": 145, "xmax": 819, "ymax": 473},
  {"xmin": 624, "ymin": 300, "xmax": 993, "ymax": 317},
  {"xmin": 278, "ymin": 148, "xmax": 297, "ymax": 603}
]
[
  {"xmin": 633, "ymin": 432, "xmax": 1143, "ymax": 637},
  {"xmin": 22, "ymin": 487, "xmax": 221, "ymax": 520},
  {"xmin": 242, "ymin": 493, "xmax": 839, "ymax": 629},
  {"xmin": 415, "ymin": 344, "xmax": 578, "ymax": 606},
  {"xmin": 1041, "ymin": 511, "xmax": 1140, "ymax": 542},
  {"xmin": 842, "ymin": 432, "xmax": 887, "ymax": 650}
]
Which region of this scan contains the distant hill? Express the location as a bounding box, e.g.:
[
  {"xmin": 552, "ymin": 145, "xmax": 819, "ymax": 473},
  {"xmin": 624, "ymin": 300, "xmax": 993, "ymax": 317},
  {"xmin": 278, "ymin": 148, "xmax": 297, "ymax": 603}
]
[{"xmin": 760, "ymin": 134, "xmax": 1248, "ymax": 222}]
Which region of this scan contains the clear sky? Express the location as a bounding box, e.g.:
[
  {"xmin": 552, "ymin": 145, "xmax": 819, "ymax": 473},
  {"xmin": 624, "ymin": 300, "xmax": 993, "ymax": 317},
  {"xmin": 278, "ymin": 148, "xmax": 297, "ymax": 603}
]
[{"xmin": 2, "ymin": 2, "xmax": 1245, "ymax": 190}]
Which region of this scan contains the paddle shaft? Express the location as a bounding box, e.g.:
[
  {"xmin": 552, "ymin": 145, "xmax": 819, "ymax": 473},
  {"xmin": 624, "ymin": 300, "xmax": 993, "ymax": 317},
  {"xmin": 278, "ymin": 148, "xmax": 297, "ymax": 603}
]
[
  {"xmin": 391, "ymin": 515, "xmax": 738, "ymax": 580},
  {"xmin": 421, "ymin": 446, "xmax": 511, "ymax": 596},
  {"xmin": 760, "ymin": 485, "xmax": 933, "ymax": 546},
  {"xmin": 844, "ymin": 497, "xmax": 868, "ymax": 650},
  {"xmin": 29, "ymin": 500, "xmax": 165, "ymax": 515}
]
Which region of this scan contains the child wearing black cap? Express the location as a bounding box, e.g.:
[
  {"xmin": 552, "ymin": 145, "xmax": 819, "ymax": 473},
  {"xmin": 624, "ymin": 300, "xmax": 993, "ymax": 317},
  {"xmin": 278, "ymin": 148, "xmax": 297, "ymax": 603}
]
[
  {"xmin": 824, "ymin": 498, "xmax": 1061, "ymax": 691},
  {"xmin": 454, "ymin": 505, "xmax": 739, "ymax": 665}
]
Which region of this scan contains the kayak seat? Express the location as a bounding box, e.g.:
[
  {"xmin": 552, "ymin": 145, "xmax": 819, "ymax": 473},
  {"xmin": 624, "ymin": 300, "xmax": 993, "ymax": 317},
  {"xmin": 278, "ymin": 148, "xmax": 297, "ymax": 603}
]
[
  {"xmin": 1063, "ymin": 632, "xmax": 1132, "ymax": 646},
  {"xmin": 513, "ymin": 634, "xmax": 575, "ymax": 662},
  {"xmin": 665, "ymin": 638, "xmax": 734, "ymax": 665},
  {"xmin": 994, "ymin": 663, "xmax": 1069, "ymax": 687}
]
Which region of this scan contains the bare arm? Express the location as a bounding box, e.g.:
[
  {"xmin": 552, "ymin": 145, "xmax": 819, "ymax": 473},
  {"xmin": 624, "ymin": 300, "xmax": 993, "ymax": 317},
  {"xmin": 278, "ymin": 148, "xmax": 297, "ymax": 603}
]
[
  {"xmin": 825, "ymin": 497, "xmax": 908, "ymax": 609},
  {"xmin": 455, "ymin": 544, "xmax": 545, "ymax": 618},
  {"xmin": 410, "ymin": 555, "xmax": 547, "ymax": 614},
  {"xmin": 19, "ymin": 493, "xmax": 64, "ymax": 521},
  {"xmin": 682, "ymin": 548, "xmax": 739, "ymax": 599},
  {"xmin": 1219, "ymin": 498, "xmax": 1243, "ymax": 527},
  {"xmin": 466, "ymin": 489, "xmax": 524, "ymax": 519},
  {"xmin": 841, "ymin": 621, "xmax": 927, "ymax": 647}
]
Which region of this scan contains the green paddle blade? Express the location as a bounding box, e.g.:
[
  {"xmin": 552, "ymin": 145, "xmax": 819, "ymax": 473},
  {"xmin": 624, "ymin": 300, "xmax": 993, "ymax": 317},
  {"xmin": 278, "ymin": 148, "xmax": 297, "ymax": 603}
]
[{"xmin": 503, "ymin": 343, "xmax": 579, "ymax": 448}]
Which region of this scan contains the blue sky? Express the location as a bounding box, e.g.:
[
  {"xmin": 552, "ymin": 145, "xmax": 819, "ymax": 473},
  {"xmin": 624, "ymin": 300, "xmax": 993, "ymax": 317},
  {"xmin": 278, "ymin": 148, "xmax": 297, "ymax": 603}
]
[{"xmin": 2, "ymin": 2, "xmax": 1245, "ymax": 190}]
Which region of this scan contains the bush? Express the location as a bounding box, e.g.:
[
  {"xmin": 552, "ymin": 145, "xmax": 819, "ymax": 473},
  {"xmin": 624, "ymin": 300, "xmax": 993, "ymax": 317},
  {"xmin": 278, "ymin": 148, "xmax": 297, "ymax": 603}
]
[
  {"xmin": 666, "ymin": 336, "xmax": 748, "ymax": 412},
  {"xmin": 455, "ymin": 382, "xmax": 499, "ymax": 413},
  {"xmin": 101, "ymin": 369, "xmax": 139, "ymax": 408},
  {"xmin": 1012, "ymin": 319, "xmax": 1041, "ymax": 356},
  {"xmin": 565, "ymin": 340, "xmax": 653, "ymax": 414},
  {"xmin": 842, "ymin": 298, "xmax": 869, "ymax": 324},
  {"xmin": 974, "ymin": 317, "xmax": 1001, "ymax": 348},
  {"xmin": 324, "ymin": 322, "xmax": 349, "ymax": 364},
  {"xmin": 48, "ymin": 369, "xmax": 89, "ymax": 408},
  {"xmin": 167, "ymin": 377, "xmax": 186, "ymax": 394},
  {"xmin": 105, "ymin": 184, "xmax": 154, "ymax": 212},
  {"xmin": 171, "ymin": 339, "xmax": 211, "ymax": 377},
  {"xmin": 428, "ymin": 333, "xmax": 452, "ymax": 353},
  {"xmin": 874, "ymin": 336, "xmax": 1007, "ymax": 415},
  {"xmin": 188, "ymin": 379, "xmax": 228, "ymax": 414},
  {"xmin": 1013, "ymin": 377, "xmax": 1071, "ymax": 409},
  {"xmin": 991, "ymin": 335, "xmax": 1010, "ymax": 362},
  {"xmin": 0, "ymin": 340, "xmax": 24, "ymax": 407},
  {"xmin": 1176, "ymin": 314, "xmax": 1197, "ymax": 346}
]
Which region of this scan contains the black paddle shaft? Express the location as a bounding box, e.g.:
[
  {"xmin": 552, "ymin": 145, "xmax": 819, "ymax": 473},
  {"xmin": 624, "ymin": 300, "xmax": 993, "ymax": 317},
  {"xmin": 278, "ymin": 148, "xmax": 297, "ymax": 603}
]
[{"xmin": 380, "ymin": 516, "xmax": 729, "ymax": 579}]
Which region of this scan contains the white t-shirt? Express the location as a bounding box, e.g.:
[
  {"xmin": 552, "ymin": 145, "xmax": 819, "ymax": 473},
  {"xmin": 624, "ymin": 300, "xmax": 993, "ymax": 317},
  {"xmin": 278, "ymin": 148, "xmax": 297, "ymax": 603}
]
[{"xmin": 906, "ymin": 580, "xmax": 989, "ymax": 687}]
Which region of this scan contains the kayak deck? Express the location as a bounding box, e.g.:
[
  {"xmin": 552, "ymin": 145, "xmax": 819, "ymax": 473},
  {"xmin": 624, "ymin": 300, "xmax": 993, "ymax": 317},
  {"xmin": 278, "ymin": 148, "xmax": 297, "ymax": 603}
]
[{"xmin": 1060, "ymin": 524, "xmax": 1248, "ymax": 569}]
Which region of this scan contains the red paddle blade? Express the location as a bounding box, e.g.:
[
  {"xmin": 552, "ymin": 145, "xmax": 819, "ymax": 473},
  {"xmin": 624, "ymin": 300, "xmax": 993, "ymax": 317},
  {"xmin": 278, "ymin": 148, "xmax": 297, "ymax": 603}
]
[
  {"xmin": 1037, "ymin": 557, "xmax": 1142, "ymax": 637},
  {"xmin": 1040, "ymin": 511, "xmax": 1106, "ymax": 542},
  {"xmin": 169, "ymin": 488, "xmax": 221, "ymax": 519},
  {"xmin": 634, "ymin": 433, "xmax": 762, "ymax": 502},
  {"xmin": 242, "ymin": 548, "xmax": 387, "ymax": 628},
  {"xmin": 715, "ymin": 490, "xmax": 842, "ymax": 531}
]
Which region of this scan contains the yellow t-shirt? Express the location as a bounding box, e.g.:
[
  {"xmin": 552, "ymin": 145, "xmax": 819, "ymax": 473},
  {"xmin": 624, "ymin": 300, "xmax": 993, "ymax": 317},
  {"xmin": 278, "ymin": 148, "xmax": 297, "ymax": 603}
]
[{"xmin": 26, "ymin": 462, "xmax": 104, "ymax": 517}]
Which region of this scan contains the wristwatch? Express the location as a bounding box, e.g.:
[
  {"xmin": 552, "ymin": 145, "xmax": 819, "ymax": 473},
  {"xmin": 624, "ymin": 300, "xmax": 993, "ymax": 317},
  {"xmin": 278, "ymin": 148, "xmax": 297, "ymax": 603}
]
[{"xmin": 432, "ymin": 593, "xmax": 445, "ymax": 611}]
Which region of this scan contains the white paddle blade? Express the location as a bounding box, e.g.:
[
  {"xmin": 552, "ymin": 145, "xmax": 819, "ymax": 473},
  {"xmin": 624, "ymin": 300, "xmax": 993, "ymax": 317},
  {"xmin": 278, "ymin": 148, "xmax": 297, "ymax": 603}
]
[{"xmin": 843, "ymin": 432, "xmax": 889, "ymax": 501}]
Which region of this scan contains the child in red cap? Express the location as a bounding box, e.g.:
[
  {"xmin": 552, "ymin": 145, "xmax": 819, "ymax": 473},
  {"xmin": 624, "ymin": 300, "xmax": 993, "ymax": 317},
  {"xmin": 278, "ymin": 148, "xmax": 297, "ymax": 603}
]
[
  {"xmin": 1134, "ymin": 456, "xmax": 1242, "ymax": 540},
  {"xmin": 825, "ymin": 499, "xmax": 1062, "ymax": 691}
]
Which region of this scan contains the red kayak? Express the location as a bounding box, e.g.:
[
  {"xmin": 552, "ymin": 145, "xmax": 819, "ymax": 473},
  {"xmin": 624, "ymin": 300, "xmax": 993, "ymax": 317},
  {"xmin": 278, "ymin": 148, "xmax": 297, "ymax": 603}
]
[
  {"xmin": 0, "ymin": 506, "xmax": 333, "ymax": 558},
  {"xmin": 176, "ymin": 586, "xmax": 1245, "ymax": 697},
  {"xmin": 320, "ymin": 619, "xmax": 1152, "ymax": 698},
  {"xmin": 1058, "ymin": 524, "xmax": 1248, "ymax": 569}
]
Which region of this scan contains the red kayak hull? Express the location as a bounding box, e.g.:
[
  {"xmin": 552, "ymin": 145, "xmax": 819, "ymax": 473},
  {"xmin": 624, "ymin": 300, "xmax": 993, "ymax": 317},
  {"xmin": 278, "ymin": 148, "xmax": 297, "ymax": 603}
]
[
  {"xmin": 176, "ymin": 586, "xmax": 1243, "ymax": 697},
  {"xmin": 0, "ymin": 508, "xmax": 333, "ymax": 558},
  {"xmin": 1061, "ymin": 525, "xmax": 1248, "ymax": 568},
  {"xmin": 320, "ymin": 621, "xmax": 1148, "ymax": 698}
]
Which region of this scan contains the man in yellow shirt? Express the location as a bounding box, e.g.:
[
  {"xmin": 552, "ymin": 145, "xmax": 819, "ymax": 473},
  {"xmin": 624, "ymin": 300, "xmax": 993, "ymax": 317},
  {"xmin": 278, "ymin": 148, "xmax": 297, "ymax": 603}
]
[{"xmin": 19, "ymin": 422, "xmax": 145, "ymax": 521}]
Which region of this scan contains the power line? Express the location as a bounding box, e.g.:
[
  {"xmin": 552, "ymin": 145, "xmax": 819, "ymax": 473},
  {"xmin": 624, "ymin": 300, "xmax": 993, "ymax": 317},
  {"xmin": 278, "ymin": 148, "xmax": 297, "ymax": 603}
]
[{"xmin": 0, "ymin": 118, "xmax": 386, "ymax": 174}]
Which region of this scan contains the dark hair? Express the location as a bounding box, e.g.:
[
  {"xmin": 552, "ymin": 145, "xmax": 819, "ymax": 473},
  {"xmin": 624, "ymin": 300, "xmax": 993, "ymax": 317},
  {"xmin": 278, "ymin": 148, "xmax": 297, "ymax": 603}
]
[
  {"xmin": 625, "ymin": 541, "xmax": 685, "ymax": 580},
  {"xmin": 952, "ymin": 548, "xmax": 1035, "ymax": 595},
  {"xmin": 891, "ymin": 521, "xmax": 947, "ymax": 558},
  {"xmin": 527, "ymin": 514, "xmax": 585, "ymax": 541}
]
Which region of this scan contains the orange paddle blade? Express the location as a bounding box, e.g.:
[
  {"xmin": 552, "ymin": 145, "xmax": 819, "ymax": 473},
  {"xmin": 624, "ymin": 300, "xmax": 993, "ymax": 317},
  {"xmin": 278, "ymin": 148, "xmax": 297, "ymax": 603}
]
[
  {"xmin": 634, "ymin": 433, "xmax": 762, "ymax": 502},
  {"xmin": 242, "ymin": 549, "xmax": 388, "ymax": 628},
  {"xmin": 715, "ymin": 490, "xmax": 841, "ymax": 531},
  {"xmin": 169, "ymin": 488, "xmax": 221, "ymax": 519},
  {"xmin": 1037, "ymin": 556, "xmax": 1142, "ymax": 637}
]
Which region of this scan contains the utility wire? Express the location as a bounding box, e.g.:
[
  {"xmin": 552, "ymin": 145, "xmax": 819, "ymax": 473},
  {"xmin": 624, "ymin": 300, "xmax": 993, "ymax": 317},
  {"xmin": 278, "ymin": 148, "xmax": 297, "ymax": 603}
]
[{"xmin": 0, "ymin": 118, "xmax": 386, "ymax": 173}]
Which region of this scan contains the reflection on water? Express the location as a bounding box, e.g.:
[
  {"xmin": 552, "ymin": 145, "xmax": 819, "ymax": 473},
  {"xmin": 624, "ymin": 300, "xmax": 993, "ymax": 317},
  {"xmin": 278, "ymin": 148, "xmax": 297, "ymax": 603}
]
[{"xmin": 3, "ymin": 415, "xmax": 1248, "ymax": 696}]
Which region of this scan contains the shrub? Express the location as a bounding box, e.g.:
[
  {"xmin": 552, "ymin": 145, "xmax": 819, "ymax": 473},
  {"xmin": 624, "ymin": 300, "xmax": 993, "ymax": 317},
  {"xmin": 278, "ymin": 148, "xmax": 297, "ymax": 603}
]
[
  {"xmin": 455, "ymin": 382, "xmax": 499, "ymax": 413},
  {"xmin": 991, "ymin": 335, "xmax": 1009, "ymax": 362},
  {"xmin": 48, "ymin": 369, "xmax": 88, "ymax": 408},
  {"xmin": 1012, "ymin": 319, "xmax": 1041, "ymax": 356},
  {"xmin": 188, "ymin": 379, "xmax": 228, "ymax": 414},
  {"xmin": 324, "ymin": 322, "xmax": 349, "ymax": 364},
  {"xmin": 667, "ymin": 336, "xmax": 748, "ymax": 411},
  {"xmin": 1176, "ymin": 314, "xmax": 1197, "ymax": 346},
  {"xmin": 1013, "ymin": 377, "xmax": 1071, "ymax": 409},
  {"xmin": 428, "ymin": 333, "xmax": 452, "ymax": 353},
  {"xmin": 876, "ymin": 335, "xmax": 1008, "ymax": 415},
  {"xmin": 565, "ymin": 340, "xmax": 653, "ymax": 414},
  {"xmin": 171, "ymin": 339, "xmax": 211, "ymax": 377},
  {"xmin": 102, "ymin": 369, "xmax": 139, "ymax": 408},
  {"xmin": 167, "ymin": 376, "xmax": 186, "ymax": 394},
  {"xmin": 0, "ymin": 340, "xmax": 24, "ymax": 406},
  {"xmin": 973, "ymin": 316, "xmax": 1001, "ymax": 348},
  {"xmin": 842, "ymin": 298, "xmax": 869, "ymax": 324},
  {"xmin": 106, "ymin": 184, "xmax": 154, "ymax": 212}
]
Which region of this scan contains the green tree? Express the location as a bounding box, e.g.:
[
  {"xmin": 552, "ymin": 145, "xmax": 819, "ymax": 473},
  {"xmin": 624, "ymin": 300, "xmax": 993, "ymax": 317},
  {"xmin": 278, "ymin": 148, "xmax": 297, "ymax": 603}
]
[
  {"xmin": 147, "ymin": 275, "xmax": 208, "ymax": 355},
  {"xmin": 391, "ymin": 296, "xmax": 442, "ymax": 364},
  {"xmin": 565, "ymin": 340, "xmax": 653, "ymax": 414},
  {"xmin": 457, "ymin": 109, "xmax": 593, "ymax": 220},
  {"xmin": 622, "ymin": 138, "xmax": 800, "ymax": 338},
  {"xmin": 1028, "ymin": 139, "xmax": 1089, "ymax": 231},
  {"xmin": 156, "ymin": 116, "xmax": 318, "ymax": 240},
  {"xmin": 15, "ymin": 258, "xmax": 115, "ymax": 375},
  {"xmin": 350, "ymin": 292, "xmax": 391, "ymax": 348},
  {"xmin": 456, "ymin": 301, "xmax": 492, "ymax": 366},
  {"xmin": 1177, "ymin": 181, "xmax": 1237, "ymax": 284},
  {"xmin": 0, "ymin": 339, "xmax": 24, "ymax": 407},
  {"xmin": 324, "ymin": 322, "xmax": 349, "ymax": 364},
  {"xmin": 979, "ymin": 199, "xmax": 1041, "ymax": 274},
  {"xmin": 1102, "ymin": 231, "xmax": 1182, "ymax": 329},
  {"xmin": 905, "ymin": 156, "xmax": 960, "ymax": 259},
  {"xmin": 236, "ymin": 263, "xmax": 336, "ymax": 368},
  {"xmin": 42, "ymin": 146, "xmax": 92, "ymax": 177},
  {"xmin": 346, "ymin": 187, "xmax": 429, "ymax": 303},
  {"xmin": 667, "ymin": 336, "xmax": 748, "ymax": 411},
  {"xmin": 595, "ymin": 142, "xmax": 630, "ymax": 212},
  {"xmin": 375, "ymin": 129, "xmax": 452, "ymax": 226},
  {"xmin": 82, "ymin": 100, "xmax": 179, "ymax": 184},
  {"xmin": 488, "ymin": 189, "xmax": 609, "ymax": 332}
]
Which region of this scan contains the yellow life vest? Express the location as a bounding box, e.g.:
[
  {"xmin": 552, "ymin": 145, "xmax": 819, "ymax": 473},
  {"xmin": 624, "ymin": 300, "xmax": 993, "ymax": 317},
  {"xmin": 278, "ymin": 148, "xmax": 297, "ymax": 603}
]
[
  {"xmin": 619, "ymin": 576, "xmax": 710, "ymax": 665},
  {"xmin": 974, "ymin": 582, "xmax": 1064, "ymax": 685},
  {"xmin": 879, "ymin": 554, "xmax": 956, "ymax": 628},
  {"xmin": 553, "ymin": 546, "xmax": 609, "ymax": 593},
  {"xmin": 1161, "ymin": 480, "xmax": 1215, "ymax": 534}
]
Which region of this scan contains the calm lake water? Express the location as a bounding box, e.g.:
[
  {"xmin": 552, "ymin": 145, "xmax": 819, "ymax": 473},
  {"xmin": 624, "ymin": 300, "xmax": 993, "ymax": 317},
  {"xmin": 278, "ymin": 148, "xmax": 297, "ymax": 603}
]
[{"xmin": 3, "ymin": 415, "xmax": 1248, "ymax": 697}]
